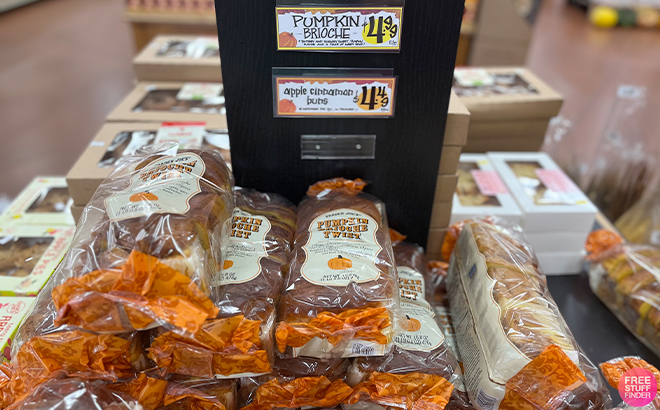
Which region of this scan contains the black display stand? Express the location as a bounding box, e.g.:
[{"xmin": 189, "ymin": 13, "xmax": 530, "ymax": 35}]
[{"xmin": 215, "ymin": 0, "xmax": 464, "ymax": 246}]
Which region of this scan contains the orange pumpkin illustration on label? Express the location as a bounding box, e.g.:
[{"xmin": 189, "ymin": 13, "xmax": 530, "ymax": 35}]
[
  {"xmin": 406, "ymin": 317, "xmax": 421, "ymax": 332},
  {"xmin": 279, "ymin": 99, "xmax": 296, "ymax": 114},
  {"xmin": 279, "ymin": 32, "xmax": 297, "ymax": 48},
  {"xmin": 223, "ymin": 260, "xmax": 233, "ymax": 270},
  {"xmin": 328, "ymin": 255, "xmax": 352, "ymax": 270},
  {"xmin": 129, "ymin": 192, "xmax": 158, "ymax": 202}
]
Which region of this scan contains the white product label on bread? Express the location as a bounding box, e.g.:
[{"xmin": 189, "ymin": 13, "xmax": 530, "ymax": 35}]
[
  {"xmin": 155, "ymin": 122, "xmax": 205, "ymax": 149},
  {"xmin": 105, "ymin": 153, "xmax": 205, "ymax": 222},
  {"xmin": 217, "ymin": 208, "xmax": 271, "ymax": 286},
  {"xmin": 394, "ymin": 302, "xmax": 444, "ymax": 352},
  {"xmin": 398, "ymin": 267, "xmax": 432, "ymax": 312},
  {"xmin": 301, "ymin": 209, "xmax": 382, "ymax": 286}
]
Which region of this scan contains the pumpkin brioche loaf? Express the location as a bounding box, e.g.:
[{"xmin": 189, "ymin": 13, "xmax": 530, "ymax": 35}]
[
  {"xmin": 14, "ymin": 147, "xmax": 233, "ymax": 356},
  {"xmin": 445, "ymin": 219, "xmax": 609, "ymax": 410},
  {"xmin": 276, "ymin": 178, "xmax": 399, "ymax": 359},
  {"xmin": 148, "ymin": 188, "xmax": 296, "ymax": 379},
  {"xmin": 349, "ymin": 239, "xmax": 473, "ymax": 410}
]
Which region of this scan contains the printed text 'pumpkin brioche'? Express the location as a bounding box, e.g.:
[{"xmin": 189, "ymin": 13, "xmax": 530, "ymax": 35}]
[
  {"xmin": 446, "ymin": 218, "xmax": 610, "ymax": 410},
  {"xmin": 348, "ymin": 239, "xmax": 473, "ymax": 410},
  {"xmin": 586, "ymin": 230, "xmax": 660, "ymax": 359},
  {"xmin": 276, "ymin": 178, "xmax": 401, "ymax": 359},
  {"xmin": 13, "ymin": 146, "xmax": 233, "ymax": 357}
]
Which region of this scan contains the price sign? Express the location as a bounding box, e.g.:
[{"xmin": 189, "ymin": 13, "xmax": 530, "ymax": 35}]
[
  {"xmin": 274, "ymin": 77, "xmax": 396, "ymax": 118},
  {"xmin": 276, "ymin": 7, "xmax": 403, "ymax": 52}
]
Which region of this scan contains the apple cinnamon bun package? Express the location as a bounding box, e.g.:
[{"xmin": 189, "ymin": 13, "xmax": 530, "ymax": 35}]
[
  {"xmin": 148, "ymin": 188, "xmax": 296, "ymax": 379},
  {"xmin": 586, "ymin": 230, "xmax": 660, "ymax": 358},
  {"xmin": 445, "ymin": 218, "xmax": 610, "ymax": 410},
  {"xmin": 13, "ymin": 145, "xmax": 233, "ymax": 356},
  {"xmin": 347, "ymin": 236, "xmax": 473, "ymax": 410},
  {"xmin": 276, "ymin": 178, "xmax": 401, "ymax": 359}
]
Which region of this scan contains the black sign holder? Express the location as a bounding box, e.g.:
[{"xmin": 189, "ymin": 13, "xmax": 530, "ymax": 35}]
[{"xmin": 215, "ymin": 0, "xmax": 464, "ymax": 246}]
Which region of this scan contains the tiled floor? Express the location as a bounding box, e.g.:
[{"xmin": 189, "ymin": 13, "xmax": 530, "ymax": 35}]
[{"xmin": 0, "ymin": 0, "xmax": 658, "ymax": 199}]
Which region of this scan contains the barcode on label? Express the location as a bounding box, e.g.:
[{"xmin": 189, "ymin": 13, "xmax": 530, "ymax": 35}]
[
  {"xmin": 351, "ymin": 342, "xmax": 375, "ymax": 356},
  {"xmin": 475, "ymin": 388, "xmax": 497, "ymax": 410}
]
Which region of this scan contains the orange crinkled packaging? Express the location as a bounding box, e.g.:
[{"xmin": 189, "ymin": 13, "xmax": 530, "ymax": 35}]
[{"xmin": 276, "ymin": 178, "xmax": 400, "ymax": 359}]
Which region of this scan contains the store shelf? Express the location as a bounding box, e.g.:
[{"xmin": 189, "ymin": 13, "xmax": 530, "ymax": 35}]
[{"xmin": 125, "ymin": 10, "xmax": 216, "ymax": 26}]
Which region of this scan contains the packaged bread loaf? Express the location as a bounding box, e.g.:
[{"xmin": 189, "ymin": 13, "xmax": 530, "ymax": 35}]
[
  {"xmin": 445, "ymin": 218, "xmax": 610, "ymax": 410},
  {"xmin": 348, "ymin": 235, "xmax": 473, "ymax": 410},
  {"xmin": 600, "ymin": 356, "xmax": 660, "ymax": 410},
  {"xmin": 239, "ymin": 357, "xmax": 353, "ymax": 410},
  {"xmin": 276, "ymin": 178, "xmax": 400, "ymax": 359},
  {"xmin": 148, "ymin": 187, "xmax": 296, "ymax": 379},
  {"xmin": 13, "ymin": 146, "xmax": 233, "ymax": 356},
  {"xmin": 586, "ymin": 230, "xmax": 660, "ymax": 358}
]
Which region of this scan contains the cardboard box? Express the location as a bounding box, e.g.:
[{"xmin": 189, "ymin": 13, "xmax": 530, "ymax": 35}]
[
  {"xmin": 67, "ymin": 122, "xmax": 231, "ymax": 206},
  {"xmin": 0, "ymin": 297, "xmax": 35, "ymax": 361},
  {"xmin": 426, "ymin": 228, "xmax": 448, "ymax": 261},
  {"xmin": 434, "ymin": 174, "xmax": 459, "ymax": 204},
  {"xmin": 0, "ymin": 224, "xmax": 75, "ymax": 296},
  {"xmin": 439, "ymin": 145, "xmax": 462, "ymax": 175},
  {"xmin": 526, "ymin": 231, "xmax": 590, "ymax": 254},
  {"xmin": 134, "ymin": 35, "xmax": 222, "ymax": 82},
  {"xmin": 464, "ymin": 119, "xmax": 550, "ymax": 153},
  {"xmin": 430, "ymin": 201, "xmax": 453, "ymax": 229},
  {"xmin": 107, "ymin": 82, "xmax": 228, "ymax": 126},
  {"xmin": 536, "ymin": 251, "xmax": 585, "ymax": 275},
  {"xmin": 444, "ymin": 92, "xmax": 470, "ymax": 146},
  {"xmin": 488, "ymin": 152, "xmax": 597, "ymax": 234},
  {"xmin": 71, "ymin": 204, "xmax": 84, "ymax": 225},
  {"xmin": 451, "ymin": 154, "xmax": 522, "ymax": 225},
  {"xmin": 0, "ymin": 177, "xmax": 74, "ymax": 226},
  {"xmin": 453, "ymin": 67, "xmax": 562, "ymax": 122}
]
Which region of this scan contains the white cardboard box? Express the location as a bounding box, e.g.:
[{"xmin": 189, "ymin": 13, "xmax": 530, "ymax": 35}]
[
  {"xmin": 526, "ymin": 231, "xmax": 590, "ymax": 254},
  {"xmin": 0, "ymin": 297, "xmax": 35, "ymax": 361},
  {"xmin": 0, "ymin": 177, "xmax": 74, "ymax": 226},
  {"xmin": 536, "ymin": 251, "xmax": 585, "ymax": 275},
  {"xmin": 450, "ymin": 154, "xmax": 522, "ymax": 225},
  {"xmin": 488, "ymin": 152, "xmax": 597, "ymax": 234}
]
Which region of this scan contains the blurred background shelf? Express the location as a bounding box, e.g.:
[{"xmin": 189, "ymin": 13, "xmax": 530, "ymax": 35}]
[
  {"xmin": 0, "ymin": 0, "xmax": 40, "ymax": 13},
  {"xmin": 125, "ymin": 10, "xmax": 217, "ymax": 51}
]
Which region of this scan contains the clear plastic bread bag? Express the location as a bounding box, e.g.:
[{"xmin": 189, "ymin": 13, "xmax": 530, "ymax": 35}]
[
  {"xmin": 275, "ymin": 178, "xmax": 404, "ymax": 360},
  {"xmin": 586, "ymin": 230, "xmax": 660, "ymax": 358},
  {"xmin": 443, "ymin": 217, "xmax": 611, "ymax": 410},
  {"xmin": 600, "ymin": 356, "xmax": 660, "ymax": 410},
  {"xmin": 13, "ymin": 144, "xmax": 234, "ymax": 354},
  {"xmin": 148, "ymin": 187, "xmax": 297, "ymax": 379},
  {"xmin": 348, "ymin": 233, "xmax": 473, "ymax": 410},
  {"xmin": 615, "ymin": 170, "xmax": 660, "ymax": 245}
]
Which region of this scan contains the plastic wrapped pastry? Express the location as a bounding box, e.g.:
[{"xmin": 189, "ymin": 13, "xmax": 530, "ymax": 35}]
[
  {"xmin": 147, "ymin": 188, "xmax": 296, "ymax": 379},
  {"xmin": 276, "ymin": 178, "xmax": 400, "ymax": 359},
  {"xmin": 600, "ymin": 356, "xmax": 660, "ymax": 410},
  {"xmin": 444, "ymin": 218, "xmax": 610, "ymax": 410},
  {"xmin": 586, "ymin": 230, "xmax": 660, "ymax": 358},
  {"xmin": 348, "ymin": 237, "xmax": 472, "ymax": 410},
  {"xmin": 239, "ymin": 357, "xmax": 352, "ymax": 410},
  {"xmin": 13, "ymin": 146, "xmax": 233, "ymax": 355}
]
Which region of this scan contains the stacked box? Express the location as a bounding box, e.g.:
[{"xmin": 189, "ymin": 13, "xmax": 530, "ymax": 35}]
[
  {"xmin": 0, "ymin": 177, "xmax": 74, "ymax": 226},
  {"xmin": 0, "ymin": 297, "xmax": 35, "ymax": 361},
  {"xmin": 488, "ymin": 152, "xmax": 597, "ymax": 274},
  {"xmin": 106, "ymin": 81, "xmax": 227, "ymax": 125},
  {"xmin": 67, "ymin": 121, "xmax": 231, "ymax": 214},
  {"xmin": 453, "ymin": 67, "xmax": 562, "ymax": 153},
  {"xmin": 427, "ymin": 92, "xmax": 470, "ymax": 260},
  {"xmin": 133, "ymin": 35, "xmax": 222, "ymax": 82}
]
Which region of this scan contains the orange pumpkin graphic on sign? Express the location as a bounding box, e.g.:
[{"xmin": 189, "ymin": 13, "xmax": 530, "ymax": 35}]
[
  {"xmin": 406, "ymin": 317, "xmax": 421, "ymax": 332},
  {"xmin": 223, "ymin": 260, "xmax": 233, "ymax": 270},
  {"xmin": 279, "ymin": 32, "xmax": 297, "ymax": 48},
  {"xmin": 328, "ymin": 255, "xmax": 352, "ymax": 270},
  {"xmin": 279, "ymin": 99, "xmax": 297, "ymax": 114},
  {"xmin": 129, "ymin": 192, "xmax": 158, "ymax": 202}
]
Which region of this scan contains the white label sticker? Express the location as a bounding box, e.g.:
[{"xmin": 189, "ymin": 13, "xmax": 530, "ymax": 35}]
[
  {"xmin": 651, "ymin": 230, "xmax": 660, "ymax": 246},
  {"xmin": 177, "ymin": 83, "xmax": 224, "ymax": 101},
  {"xmin": 276, "ymin": 7, "xmax": 402, "ymax": 51},
  {"xmin": 275, "ymin": 77, "xmax": 396, "ymax": 117},
  {"xmin": 454, "ymin": 69, "xmax": 495, "ymax": 88},
  {"xmin": 218, "ymin": 208, "xmax": 271, "ymax": 286},
  {"xmin": 398, "ymin": 267, "xmax": 432, "ymax": 312},
  {"xmin": 395, "ymin": 302, "xmax": 445, "ymax": 352},
  {"xmin": 104, "ymin": 153, "xmax": 205, "ymax": 221},
  {"xmin": 89, "ymin": 141, "xmax": 105, "ymax": 147},
  {"xmin": 301, "ymin": 209, "xmax": 382, "ymax": 286},
  {"xmin": 155, "ymin": 122, "xmax": 205, "ymax": 149}
]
